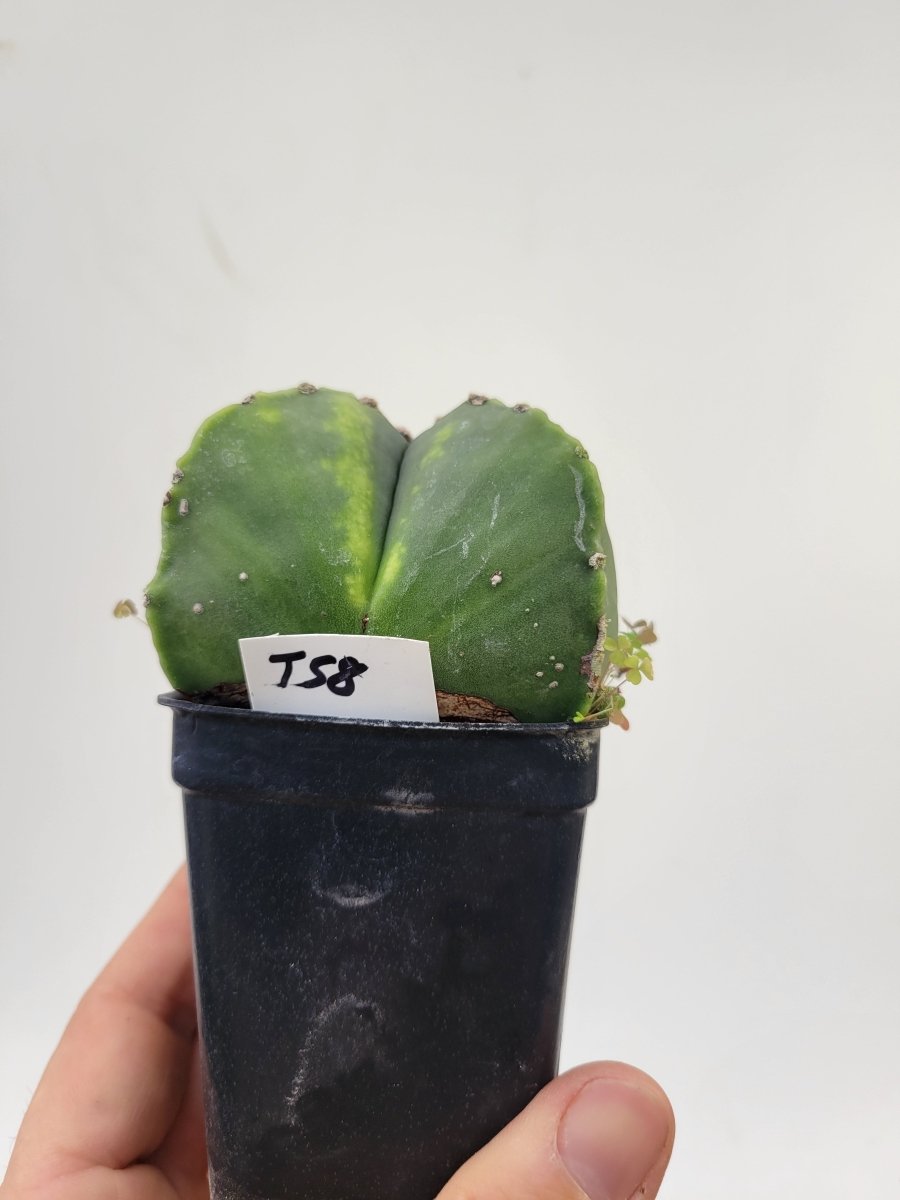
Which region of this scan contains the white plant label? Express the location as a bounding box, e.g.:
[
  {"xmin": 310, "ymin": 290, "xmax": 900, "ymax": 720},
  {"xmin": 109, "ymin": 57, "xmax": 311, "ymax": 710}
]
[{"xmin": 239, "ymin": 633, "xmax": 439, "ymax": 723}]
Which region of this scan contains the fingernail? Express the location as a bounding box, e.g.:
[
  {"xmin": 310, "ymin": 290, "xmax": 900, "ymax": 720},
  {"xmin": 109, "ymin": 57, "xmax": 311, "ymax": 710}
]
[{"xmin": 557, "ymin": 1077, "xmax": 671, "ymax": 1200}]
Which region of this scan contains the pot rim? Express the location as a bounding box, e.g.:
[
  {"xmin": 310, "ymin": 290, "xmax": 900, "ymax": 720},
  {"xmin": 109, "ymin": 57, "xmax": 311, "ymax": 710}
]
[{"xmin": 158, "ymin": 691, "xmax": 607, "ymax": 737}]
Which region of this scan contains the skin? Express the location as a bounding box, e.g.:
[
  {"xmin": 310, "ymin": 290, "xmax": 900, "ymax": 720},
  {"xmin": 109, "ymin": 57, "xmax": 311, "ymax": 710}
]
[{"xmin": 1, "ymin": 871, "xmax": 674, "ymax": 1200}]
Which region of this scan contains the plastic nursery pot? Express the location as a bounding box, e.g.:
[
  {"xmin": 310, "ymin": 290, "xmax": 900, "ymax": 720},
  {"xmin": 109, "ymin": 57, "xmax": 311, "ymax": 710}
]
[{"xmin": 161, "ymin": 693, "xmax": 603, "ymax": 1200}]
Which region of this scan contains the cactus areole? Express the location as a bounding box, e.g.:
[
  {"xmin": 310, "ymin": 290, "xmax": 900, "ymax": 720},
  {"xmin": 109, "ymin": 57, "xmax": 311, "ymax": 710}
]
[{"xmin": 146, "ymin": 386, "xmax": 617, "ymax": 723}]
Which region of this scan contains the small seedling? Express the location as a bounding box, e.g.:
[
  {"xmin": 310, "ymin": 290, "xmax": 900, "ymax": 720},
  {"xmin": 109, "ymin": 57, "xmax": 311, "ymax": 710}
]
[
  {"xmin": 574, "ymin": 618, "xmax": 657, "ymax": 729},
  {"xmin": 112, "ymin": 598, "xmax": 148, "ymax": 627}
]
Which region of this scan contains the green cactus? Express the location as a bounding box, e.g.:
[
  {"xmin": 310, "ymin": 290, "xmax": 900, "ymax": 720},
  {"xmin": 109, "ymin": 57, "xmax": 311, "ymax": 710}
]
[
  {"xmin": 368, "ymin": 397, "xmax": 616, "ymax": 722},
  {"xmin": 145, "ymin": 386, "xmax": 407, "ymax": 693},
  {"xmin": 145, "ymin": 387, "xmax": 617, "ymax": 721}
]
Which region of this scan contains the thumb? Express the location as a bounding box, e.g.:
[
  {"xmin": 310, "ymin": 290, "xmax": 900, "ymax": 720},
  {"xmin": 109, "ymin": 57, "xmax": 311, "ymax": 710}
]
[{"xmin": 436, "ymin": 1061, "xmax": 675, "ymax": 1200}]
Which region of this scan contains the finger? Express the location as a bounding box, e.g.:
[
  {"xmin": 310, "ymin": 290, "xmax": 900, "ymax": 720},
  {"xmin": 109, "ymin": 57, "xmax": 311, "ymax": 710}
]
[
  {"xmin": 91, "ymin": 863, "xmax": 196, "ymax": 1037},
  {"xmin": 6, "ymin": 867, "xmax": 197, "ymax": 1188},
  {"xmin": 436, "ymin": 1061, "xmax": 675, "ymax": 1200},
  {"xmin": 150, "ymin": 1034, "xmax": 208, "ymax": 1197}
]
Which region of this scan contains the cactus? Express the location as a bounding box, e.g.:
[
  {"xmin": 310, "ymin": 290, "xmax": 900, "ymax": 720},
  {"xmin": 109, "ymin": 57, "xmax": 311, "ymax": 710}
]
[
  {"xmin": 145, "ymin": 386, "xmax": 407, "ymax": 693},
  {"xmin": 145, "ymin": 387, "xmax": 618, "ymax": 722},
  {"xmin": 368, "ymin": 397, "xmax": 616, "ymax": 722}
]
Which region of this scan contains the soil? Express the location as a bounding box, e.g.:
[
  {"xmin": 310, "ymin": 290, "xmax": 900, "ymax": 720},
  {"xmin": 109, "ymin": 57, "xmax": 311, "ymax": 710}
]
[{"xmin": 188, "ymin": 683, "xmax": 518, "ymax": 723}]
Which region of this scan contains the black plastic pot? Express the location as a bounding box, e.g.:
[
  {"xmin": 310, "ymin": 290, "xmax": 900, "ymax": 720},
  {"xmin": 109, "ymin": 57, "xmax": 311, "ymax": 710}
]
[{"xmin": 161, "ymin": 693, "xmax": 602, "ymax": 1200}]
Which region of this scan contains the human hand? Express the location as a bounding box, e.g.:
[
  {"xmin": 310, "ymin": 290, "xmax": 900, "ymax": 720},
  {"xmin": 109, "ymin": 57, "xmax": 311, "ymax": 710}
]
[{"xmin": 2, "ymin": 870, "xmax": 674, "ymax": 1200}]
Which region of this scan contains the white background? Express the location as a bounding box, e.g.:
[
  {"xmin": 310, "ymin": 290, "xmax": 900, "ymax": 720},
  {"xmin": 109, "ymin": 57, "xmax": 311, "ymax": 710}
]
[{"xmin": 2, "ymin": 2, "xmax": 899, "ymax": 1195}]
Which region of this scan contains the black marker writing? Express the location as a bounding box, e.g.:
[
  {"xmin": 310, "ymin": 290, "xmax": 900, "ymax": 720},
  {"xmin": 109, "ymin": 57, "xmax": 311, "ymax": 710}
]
[
  {"xmin": 326, "ymin": 655, "xmax": 369, "ymax": 696},
  {"xmin": 268, "ymin": 650, "xmax": 370, "ymax": 697},
  {"xmin": 268, "ymin": 650, "xmax": 307, "ymax": 687},
  {"xmin": 297, "ymin": 654, "xmax": 337, "ymax": 689}
]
